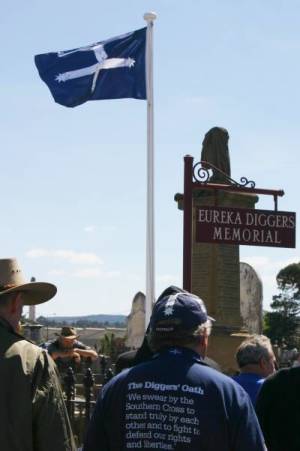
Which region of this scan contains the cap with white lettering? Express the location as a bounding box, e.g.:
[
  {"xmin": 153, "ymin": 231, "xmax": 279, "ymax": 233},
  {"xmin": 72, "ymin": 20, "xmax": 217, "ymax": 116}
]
[{"xmin": 150, "ymin": 286, "xmax": 214, "ymax": 333}]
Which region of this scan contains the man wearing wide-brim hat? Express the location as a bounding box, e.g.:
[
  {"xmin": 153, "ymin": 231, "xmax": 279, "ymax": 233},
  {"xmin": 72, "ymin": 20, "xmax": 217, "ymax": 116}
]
[
  {"xmin": 42, "ymin": 326, "xmax": 97, "ymax": 371},
  {"xmin": 0, "ymin": 258, "xmax": 76, "ymax": 451},
  {"xmin": 84, "ymin": 286, "xmax": 266, "ymax": 451}
]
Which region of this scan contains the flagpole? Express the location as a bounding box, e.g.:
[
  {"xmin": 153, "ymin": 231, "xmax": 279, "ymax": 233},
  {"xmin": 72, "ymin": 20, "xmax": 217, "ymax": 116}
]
[{"xmin": 144, "ymin": 12, "xmax": 157, "ymax": 330}]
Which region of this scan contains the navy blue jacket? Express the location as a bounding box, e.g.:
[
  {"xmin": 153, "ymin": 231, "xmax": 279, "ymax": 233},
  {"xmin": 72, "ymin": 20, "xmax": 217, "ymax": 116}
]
[{"xmin": 84, "ymin": 347, "xmax": 265, "ymax": 451}]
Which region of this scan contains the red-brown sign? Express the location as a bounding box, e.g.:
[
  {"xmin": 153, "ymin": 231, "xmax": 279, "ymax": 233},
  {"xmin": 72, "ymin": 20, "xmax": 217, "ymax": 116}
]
[{"xmin": 196, "ymin": 206, "xmax": 296, "ymax": 248}]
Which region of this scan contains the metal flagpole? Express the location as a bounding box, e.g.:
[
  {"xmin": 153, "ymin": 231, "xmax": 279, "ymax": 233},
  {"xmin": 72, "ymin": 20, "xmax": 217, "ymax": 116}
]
[{"xmin": 144, "ymin": 12, "xmax": 157, "ymax": 329}]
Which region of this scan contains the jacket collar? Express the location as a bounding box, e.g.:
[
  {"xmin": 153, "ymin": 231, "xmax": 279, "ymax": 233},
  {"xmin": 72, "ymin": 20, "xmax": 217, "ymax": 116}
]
[
  {"xmin": 0, "ymin": 316, "xmax": 14, "ymax": 333},
  {"xmin": 156, "ymin": 346, "xmax": 204, "ymax": 363},
  {"xmin": 0, "ymin": 316, "xmax": 28, "ymax": 341}
]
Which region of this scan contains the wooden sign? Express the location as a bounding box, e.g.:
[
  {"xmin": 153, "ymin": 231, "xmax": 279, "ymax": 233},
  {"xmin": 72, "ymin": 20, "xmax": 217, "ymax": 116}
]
[{"xmin": 196, "ymin": 206, "xmax": 296, "ymax": 248}]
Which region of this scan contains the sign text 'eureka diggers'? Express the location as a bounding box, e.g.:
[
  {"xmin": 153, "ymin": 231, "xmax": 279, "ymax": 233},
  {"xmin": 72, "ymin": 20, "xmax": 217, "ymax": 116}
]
[{"xmin": 196, "ymin": 206, "xmax": 296, "ymax": 248}]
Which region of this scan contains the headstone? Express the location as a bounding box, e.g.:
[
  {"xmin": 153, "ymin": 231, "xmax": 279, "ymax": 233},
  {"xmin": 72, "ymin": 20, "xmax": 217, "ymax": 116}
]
[
  {"xmin": 126, "ymin": 292, "xmax": 145, "ymax": 349},
  {"xmin": 240, "ymin": 262, "xmax": 263, "ymax": 334}
]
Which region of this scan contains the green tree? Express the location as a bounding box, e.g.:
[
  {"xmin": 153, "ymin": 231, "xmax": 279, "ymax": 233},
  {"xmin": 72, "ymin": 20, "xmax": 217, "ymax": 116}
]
[
  {"xmin": 264, "ymin": 262, "xmax": 300, "ymax": 347},
  {"xmin": 99, "ymin": 333, "xmax": 126, "ymax": 362}
]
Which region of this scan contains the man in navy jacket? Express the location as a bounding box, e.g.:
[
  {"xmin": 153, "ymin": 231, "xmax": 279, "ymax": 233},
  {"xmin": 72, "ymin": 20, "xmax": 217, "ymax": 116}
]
[{"xmin": 84, "ymin": 286, "xmax": 266, "ymax": 451}]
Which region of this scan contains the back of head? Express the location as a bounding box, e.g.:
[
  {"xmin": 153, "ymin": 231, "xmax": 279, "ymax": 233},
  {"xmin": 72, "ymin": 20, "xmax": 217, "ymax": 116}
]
[
  {"xmin": 58, "ymin": 326, "xmax": 78, "ymax": 339},
  {"xmin": 236, "ymin": 334, "xmax": 273, "ymax": 371},
  {"xmin": 148, "ymin": 286, "xmax": 214, "ymax": 354}
]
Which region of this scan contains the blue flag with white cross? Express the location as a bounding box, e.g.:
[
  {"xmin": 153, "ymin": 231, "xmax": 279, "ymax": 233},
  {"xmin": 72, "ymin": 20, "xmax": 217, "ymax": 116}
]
[{"xmin": 35, "ymin": 27, "xmax": 146, "ymax": 108}]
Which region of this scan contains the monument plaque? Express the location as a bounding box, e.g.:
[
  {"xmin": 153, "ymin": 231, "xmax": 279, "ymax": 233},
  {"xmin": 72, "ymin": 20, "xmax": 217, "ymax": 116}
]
[{"xmin": 196, "ymin": 206, "xmax": 296, "ymax": 248}]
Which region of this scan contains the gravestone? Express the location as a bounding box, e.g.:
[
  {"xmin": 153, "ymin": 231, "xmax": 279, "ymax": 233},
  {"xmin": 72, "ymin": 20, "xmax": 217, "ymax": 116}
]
[
  {"xmin": 126, "ymin": 292, "xmax": 145, "ymax": 349},
  {"xmin": 240, "ymin": 262, "xmax": 263, "ymax": 334}
]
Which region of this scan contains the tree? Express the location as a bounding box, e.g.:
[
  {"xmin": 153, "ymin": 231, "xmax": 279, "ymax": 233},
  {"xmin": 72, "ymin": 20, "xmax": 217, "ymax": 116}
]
[
  {"xmin": 99, "ymin": 333, "xmax": 127, "ymax": 362},
  {"xmin": 264, "ymin": 262, "xmax": 300, "ymax": 347}
]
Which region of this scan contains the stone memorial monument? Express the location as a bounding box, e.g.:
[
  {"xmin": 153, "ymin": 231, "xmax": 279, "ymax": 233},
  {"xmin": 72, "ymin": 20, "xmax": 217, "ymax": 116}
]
[
  {"xmin": 201, "ymin": 127, "xmax": 231, "ymax": 183},
  {"xmin": 126, "ymin": 291, "xmax": 145, "ymax": 349},
  {"xmin": 176, "ymin": 127, "xmax": 260, "ymax": 373}
]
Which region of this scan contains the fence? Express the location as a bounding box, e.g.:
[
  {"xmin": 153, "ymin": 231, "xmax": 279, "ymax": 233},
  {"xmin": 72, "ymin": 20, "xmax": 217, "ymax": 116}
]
[{"xmin": 63, "ymin": 366, "xmax": 114, "ymax": 446}]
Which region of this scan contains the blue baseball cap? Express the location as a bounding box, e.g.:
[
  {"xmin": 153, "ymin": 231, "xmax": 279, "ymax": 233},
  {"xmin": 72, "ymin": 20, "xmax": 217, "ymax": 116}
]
[{"xmin": 150, "ymin": 286, "xmax": 214, "ymax": 332}]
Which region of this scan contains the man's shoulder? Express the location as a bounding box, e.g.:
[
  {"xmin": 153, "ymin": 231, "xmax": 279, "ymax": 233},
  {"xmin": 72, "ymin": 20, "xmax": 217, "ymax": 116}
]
[
  {"xmin": 111, "ymin": 354, "xmax": 238, "ymax": 388},
  {"xmin": 233, "ymin": 372, "xmax": 264, "ymax": 384},
  {"xmin": 74, "ymin": 339, "xmax": 88, "ymax": 349},
  {"xmin": 6, "ymin": 338, "xmax": 51, "ymax": 370},
  {"xmin": 12, "ymin": 338, "xmax": 45, "ymax": 355},
  {"xmin": 103, "ymin": 358, "xmax": 249, "ymax": 409},
  {"xmin": 41, "ymin": 339, "xmax": 59, "ymax": 352},
  {"xmin": 264, "ymin": 366, "xmax": 300, "ymax": 388},
  {"xmin": 188, "ymin": 364, "xmax": 253, "ymax": 404},
  {"xmin": 200, "ymin": 364, "xmax": 247, "ymax": 390}
]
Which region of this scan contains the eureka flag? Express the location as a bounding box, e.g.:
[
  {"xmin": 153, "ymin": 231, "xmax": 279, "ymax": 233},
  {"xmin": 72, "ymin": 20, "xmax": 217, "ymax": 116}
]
[{"xmin": 35, "ymin": 27, "xmax": 146, "ymax": 108}]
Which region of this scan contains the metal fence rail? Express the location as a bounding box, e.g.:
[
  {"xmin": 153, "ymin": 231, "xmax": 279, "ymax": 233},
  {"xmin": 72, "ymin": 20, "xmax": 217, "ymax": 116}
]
[{"xmin": 63, "ymin": 366, "xmax": 114, "ymax": 446}]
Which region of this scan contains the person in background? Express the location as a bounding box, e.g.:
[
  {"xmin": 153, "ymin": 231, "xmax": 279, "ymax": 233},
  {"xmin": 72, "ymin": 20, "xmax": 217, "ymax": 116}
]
[
  {"xmin": 115, "ymin": 326, "xmax": 221, "ymax": 374},
  {"xmin": 42, "ymin": 326, "xmax": 98, "ymax": 372},
  {"xmin": 232, "ymin": 334, "xmax": 276, "ymax": 404},
  {"xmin": 291, "ymin": 350, "xmax": 300, "ymax": 367},
  {"xmin": 256, "ymin": 364, "xmax": 300, "ymax": 451},
  {"xmin": 84, "ymin": 286, "xmax": 265, "ymax": 451},
  {"xmin": 0, "ymin": 258, "xmax": 76, "ymax": 451}
]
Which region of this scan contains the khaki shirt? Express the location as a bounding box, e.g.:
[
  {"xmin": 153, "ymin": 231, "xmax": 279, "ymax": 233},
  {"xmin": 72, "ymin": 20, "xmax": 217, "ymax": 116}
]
[{"xmin": 0, "ymin": 318, "xmax": 76, "ymax": 451}]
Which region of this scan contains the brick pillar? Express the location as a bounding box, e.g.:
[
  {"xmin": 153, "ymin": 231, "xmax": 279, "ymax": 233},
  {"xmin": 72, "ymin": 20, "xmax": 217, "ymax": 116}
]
[{"xmin": 191, "ymin": 189, "xmax": 258, "ymax": 328}]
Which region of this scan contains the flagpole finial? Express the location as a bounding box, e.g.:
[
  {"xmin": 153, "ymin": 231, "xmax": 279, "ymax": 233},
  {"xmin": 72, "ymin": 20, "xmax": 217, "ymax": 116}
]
[{"xmin": 144, "ymin": 12, "xmax": 157, "ymax": 22}]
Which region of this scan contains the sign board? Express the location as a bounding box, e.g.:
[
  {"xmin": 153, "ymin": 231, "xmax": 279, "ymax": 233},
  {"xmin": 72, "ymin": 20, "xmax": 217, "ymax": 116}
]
[{"xmin": 196, "ymin": 206, "xmax": 296, "ymax": 248}]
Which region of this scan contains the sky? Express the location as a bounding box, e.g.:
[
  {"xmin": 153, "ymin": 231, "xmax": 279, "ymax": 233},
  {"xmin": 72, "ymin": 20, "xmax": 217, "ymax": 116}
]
[{"xmin": 1, "ymin": 0, "xmax": 300, "ymax": 318}]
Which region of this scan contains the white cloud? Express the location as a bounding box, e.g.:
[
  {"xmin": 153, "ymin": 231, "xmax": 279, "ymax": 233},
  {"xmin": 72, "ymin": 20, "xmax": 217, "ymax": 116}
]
[
  {"xmin": 84, "ymin": 225, "xmax": 97, "ymax": 233},
  {"xmin": 26, "ymin": 248, "xmax": 103, "ymax": 265}
]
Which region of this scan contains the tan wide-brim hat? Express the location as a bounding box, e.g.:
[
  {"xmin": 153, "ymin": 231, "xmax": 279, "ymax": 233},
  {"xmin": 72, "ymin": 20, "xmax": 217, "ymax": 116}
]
[
  {"xmin": 0, "ymin": 258, "xmax": 57, "ymax": 306},
  {"xmin": 55, "ymin": 326, "xmax": 78, "ymax": 340}
]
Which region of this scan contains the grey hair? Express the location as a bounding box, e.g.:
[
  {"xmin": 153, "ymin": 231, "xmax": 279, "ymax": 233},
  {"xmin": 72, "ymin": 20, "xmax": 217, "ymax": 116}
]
[
  {"xmin": 235, "ymin": 335, "xmax": 273, "ymax": 368},
  {"xmin": 148, "ymin": 320, "xmax": 212, "ymax": 353},
  {"xmin": 195, "ymin": 320, "xmax": 212, "ymax": 337}
]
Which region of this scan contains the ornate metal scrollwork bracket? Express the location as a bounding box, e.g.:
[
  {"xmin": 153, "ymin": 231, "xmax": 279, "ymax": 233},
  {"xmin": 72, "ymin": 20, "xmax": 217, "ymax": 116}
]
[{"xmin": 193, "ymin": 161, "xmax": 256, "ymax": 188}]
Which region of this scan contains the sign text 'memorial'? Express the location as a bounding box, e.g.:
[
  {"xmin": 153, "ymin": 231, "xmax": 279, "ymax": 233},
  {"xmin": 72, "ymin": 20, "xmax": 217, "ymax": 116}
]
[{"xmin": 196, "ymin": 206, "xmax": 296, "ymax": 248}]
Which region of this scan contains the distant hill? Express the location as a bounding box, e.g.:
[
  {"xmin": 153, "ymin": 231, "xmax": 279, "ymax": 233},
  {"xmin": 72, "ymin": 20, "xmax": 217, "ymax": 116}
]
[{"xmin": 37, "ymin": 314, "xmax": 127, "ymax": 327}]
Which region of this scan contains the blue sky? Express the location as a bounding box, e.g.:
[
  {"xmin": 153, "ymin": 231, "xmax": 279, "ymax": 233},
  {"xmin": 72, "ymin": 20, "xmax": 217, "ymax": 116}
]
[{"xmin": 1, "ymin": 1, "xmax": 299, "ymax": 317}]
